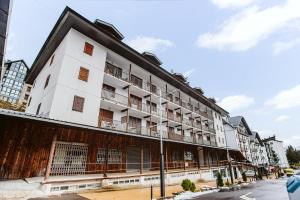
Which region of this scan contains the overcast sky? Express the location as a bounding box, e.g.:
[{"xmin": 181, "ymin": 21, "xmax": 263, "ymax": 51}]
[{"xmin": 6, "ymin": 0, "xmax": 300, "ymax": 147}]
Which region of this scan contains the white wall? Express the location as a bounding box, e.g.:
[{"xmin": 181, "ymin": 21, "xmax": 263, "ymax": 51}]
[
  {"xmin": 26, "ymin": 29, "xmax": 107, "ymax": 126},
  {"xmin": 224, "ymin": 124, "xmax": 239, "ymax": 150},
  {"xmin": 26, "ymin": 31, "xmax": 69, "ymax": 117},
  {"xmin": 213, "ymin": 111, "xmax": 226, "ymax": 147},
  {"xmin": 268, "ymin": 140, "xmax": 289, "ymax": 168}
]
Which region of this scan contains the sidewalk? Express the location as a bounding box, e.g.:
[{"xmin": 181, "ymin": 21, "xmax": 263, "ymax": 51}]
[{"xmin": 79, "ymin": 181, "xmax": 217, "ymax": 200}]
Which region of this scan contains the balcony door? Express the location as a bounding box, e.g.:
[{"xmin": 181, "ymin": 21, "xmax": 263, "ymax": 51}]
[
  {"xmin": 130, "ymin": 94, "xmax": 142, "ymax": 110},
  {"xmin": 130, "ymin": 74, "xmax": 142, "ymax": 88},
  {"xmin": 128, "ymin": 116, "xmax": 142, "ymax": 133},
  {"xmin": 99, "ymin": 109, "xmax": 114, "ymax": 128}
]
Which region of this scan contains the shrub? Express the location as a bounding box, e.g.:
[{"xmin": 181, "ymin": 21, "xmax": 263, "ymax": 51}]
[
  {"xmin": 216, "ymin": 172, "xmax": 224, "ymax": 187},
  {"xmin": 181, "ymin": 179, "xmax": 192, "ymax": 191},
  {"xmin": 225, "ymin": 179, "xmax": 230, "ymax": 186},
  {"xmin": 190, "ymin": 182, "xmax": 196, "ymax": 192},
  {"xmin": 242, "ymin": 172, "xmax": 247, "ymax": 182}
]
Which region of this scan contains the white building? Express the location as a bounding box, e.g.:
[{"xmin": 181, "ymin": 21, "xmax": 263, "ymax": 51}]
[
  {"xmin": 225, "ymin": 116, "xmax": 252, "ymax": 162},
  {"xmin": 263, "ymin": 136, "xmax": 289, "ymax": 168},
  {"xmin": 250, "ymin": 131, "xmax": 269, "ymax": 167}
]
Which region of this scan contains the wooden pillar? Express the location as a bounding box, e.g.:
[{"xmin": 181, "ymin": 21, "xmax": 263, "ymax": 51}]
[
  {"xmin": 197, "ymin": 147, "xmax": 201, "ymax": 170},
  {"xmin": 140, "ymin": 144, "xmax": 143, "ymax": 174},
  {"xmin": 183, "ymin": 145, "xmax": 186, "ymax": 171},
  {"xmin": 126, "ymin": 109, "xmax": 129, "ymax": 132},
  {"xmin": 44, "ymin": 134, "xmax": 57, "ymax": 182},
  {"xmin": 104, "ymin": 134, "xmax": 110, "ymax": 177}
]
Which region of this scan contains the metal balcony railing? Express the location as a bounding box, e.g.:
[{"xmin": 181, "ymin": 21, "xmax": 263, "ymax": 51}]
[
  {"xmin": 101, "ymin": 90, "xmax": 128, "ymax": 106},
  {"xmin": 105, "ymin": 62, "xmax": 129, "ymax": 82}
]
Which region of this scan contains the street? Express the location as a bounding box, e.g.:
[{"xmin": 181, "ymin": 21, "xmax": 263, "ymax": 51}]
[{"xmin": 194, "ymin": 178, "xmax": 289, "ymax": 200}]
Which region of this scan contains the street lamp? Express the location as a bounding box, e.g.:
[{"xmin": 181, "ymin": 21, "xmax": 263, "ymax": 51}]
[{"xmin": 158, "ymin": 88, "xmax": 165, "ymax": 197}]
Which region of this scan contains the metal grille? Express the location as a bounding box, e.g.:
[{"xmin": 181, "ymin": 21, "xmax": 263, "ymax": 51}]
[{"xmin": 50, "ymin": 142, "xmax": 88, "ymax": 176}]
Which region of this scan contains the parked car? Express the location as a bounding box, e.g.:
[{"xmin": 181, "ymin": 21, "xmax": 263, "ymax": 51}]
[
  {"xmin": 284, "ymin": 168, "xmax": 295, "ymax": 177},
  {"xmin": 244, "ymin": 170, "xmax": 255, "ymax": 177}
]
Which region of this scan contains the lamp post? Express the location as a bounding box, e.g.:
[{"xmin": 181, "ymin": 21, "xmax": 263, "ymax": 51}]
[{"xmin": 158, "ymin": 88, "xmax": 165, "ymax": 197}]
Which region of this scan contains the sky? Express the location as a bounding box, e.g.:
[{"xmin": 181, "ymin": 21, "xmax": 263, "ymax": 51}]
[{"xmin": 6, "ymin": 0, "xmax": 300, "ymax": 148}]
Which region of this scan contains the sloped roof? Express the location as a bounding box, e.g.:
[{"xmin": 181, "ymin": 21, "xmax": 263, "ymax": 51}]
[
  {"xmin": 229, "ymin": 116, "xmax": 252, "ymax": 136},
  {"xmin": 142, "ymin": 52, "xmax": 162, "ymax": 65},
  {"xmin": 251, "ymin": 131, "xmax": 263, "ymax": 145},
  {"xmin": 94, "ymin": 19, "xmax": 124, "ymax": 40}
]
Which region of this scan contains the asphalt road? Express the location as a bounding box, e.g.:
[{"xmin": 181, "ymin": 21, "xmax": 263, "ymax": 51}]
[{"xmin": 194, "ymin": 178, "xmax": 289, "ymax": 200}]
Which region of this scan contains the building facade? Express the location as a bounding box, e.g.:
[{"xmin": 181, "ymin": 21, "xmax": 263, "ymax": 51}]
[
  {"xmin": 18, "ymin": 83, "xmax": 32, "ymax": 105},
  {"xmin": 263, "ymin": 136, "xmax": 289, "ymax": 168},
  {"xmin": 249, "ymin": 132, "xmax": 269, "ymax": 167},
  {"xmin": 0, "ymin": 60, "xmax": 29, "ymax": 103},
  {"xmin": 0, "ymin": 7, "xmax": 251, "ymax": 193},
  {"xmin": 0, "ymin": 0, "xmax": 12, "ymax": 79},
  {"xmin": 227, "ymin": 116, "xmax": 252, "ymax": 162}
]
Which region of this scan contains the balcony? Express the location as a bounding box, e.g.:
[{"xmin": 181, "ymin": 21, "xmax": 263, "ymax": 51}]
[
  {"xmin": 130, "ymin": 102, "xmax": 151, "ymax": 114},
  {"xmin": 169, "ymin": 132, "xmax": 184, "ymax": 141},
  {"xmin": 101, "ymin": 90, "xmax": 128, "ymax": 107},
  {"xmin": 99, "ymin": 119, "xmax": 127, "ymax": 132},
  {"xmin": 183, "ymin": 135, "xmax": 194, "ymax": 143},
  {"xmin": 203, "ymin": 140, "xmax": 211, "ymax": 146},
  {"xmin": 105, "ymin": 62, "xmax": 129, "ymax": 82},
  {"xmin": 182, "ymin": 117, "xmax": 193, "ymax": 127}
]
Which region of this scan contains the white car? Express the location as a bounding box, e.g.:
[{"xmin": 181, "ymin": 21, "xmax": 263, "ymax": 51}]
[{"xmin": 244, "ymin": 170, "xmax": 255, "ymax": 177}]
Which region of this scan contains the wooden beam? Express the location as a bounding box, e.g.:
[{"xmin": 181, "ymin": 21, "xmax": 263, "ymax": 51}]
[
  {"xmin": 183, "ymin": 145, "xmax": 186, "ymax": 171},
  {"xmin": 140, "ymin": 145, "xmax": 143, "ymax": 174},
  {"xmin": 123, "ymin": 85, "xmax": 130, "ymax": 90},
  {"xmin": 121, "ymin": 108, "xmax": 128, "ymax": 113},
  {"xmin": 44, "ymin": 134, "xmax": 57, "ymax": 182}
]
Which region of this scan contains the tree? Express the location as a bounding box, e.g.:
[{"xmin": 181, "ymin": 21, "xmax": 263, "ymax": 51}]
[
  {"xmin": 216, "ymin": 172, "xmax": 224, "ymax": 187},
  {"xmin": 0, "ymin": 100, "xmax": 26, "ymax": 112},
  {"xmin": 286, "ymin": 145, "xmax": 300, "ymax": 165},
  {"xmin": 271, "ymin": 149, "xmax": 279, "ymax": 165}
]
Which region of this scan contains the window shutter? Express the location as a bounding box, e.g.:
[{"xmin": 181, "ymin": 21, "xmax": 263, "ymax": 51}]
[
  {"xmin": 78, "ymin": 67, "xmax": 89, "ymax": 82},
  {"xmin": 72, "ymin": 96, "xmax": 85, "ymax": 112},
  {"xmin": 84, "ymin": 42, "xmax": 94, "ymax": 56}
]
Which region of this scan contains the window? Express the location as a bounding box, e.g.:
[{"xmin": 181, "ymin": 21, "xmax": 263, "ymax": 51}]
[
  {"xmin": 36, "ymin": 103, "xmax": 41, "ymax": 115},
  {"xmin": 24, "ymin": 94, "xmax": 29, "ymax": 100},
  {"xmin": 44, "ymin": 75, "xmax": 51, "ymax": 89},
  {"xmin": 130, "ymin": 94, "xmax": 142, "ymax": 110},
  {"xmin": 78, "ymin": 67, "xmax": 89, "ymax": 82},
  {"xmin": 146, "ymin": 101, "xmax": 157, "ymax": 112},
  {"xmin": 50, "ymin": 54, "xmax": 55, "ymax": 66},
  {"xmin": 96, "ymin": 148, "xmax": 122, "ymax": 164},
  {"xmin": 150, "ymin": 84, "xmax": 157, "ymax": 94},
  {"xmin": 184, "ymin": 151, "xmax": 194, "ymax": 161},
  {"xmin": 26, "ymin": 86, "xmax": 31, "ymax": 92},
  {"xmin": 105, "ymin": 63, "xmax": 122, "ymax": 78},
  {"xmin": 84, "ymin": 42, "xmax": 94, "ymax": 56},
  {"xmin": 72, "ymin": 96, "xmax": 85, "ymax": 112},
  {"xmin": 130, "ymin": 74, "xmax": 142, "ymax": 88},
  {"xmin": 103, "ymin": 84, "xmax": 115, "ymax": 93}
]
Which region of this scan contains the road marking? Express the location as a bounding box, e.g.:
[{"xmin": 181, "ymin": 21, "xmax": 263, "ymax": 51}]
[{"xmin": 240, "ymin": 192, "xmax": 256, "ymax": 200}]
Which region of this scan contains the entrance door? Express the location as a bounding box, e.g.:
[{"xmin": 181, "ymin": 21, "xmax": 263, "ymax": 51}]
[
  {"xmin": 99, "ymin": 109, "xmax": 114, "ymax": 128},
  {"xmin": 127, "ymin": 146, "xmax": 140, "ymax": 172},
  {"xmin": 143, "ymin": 148, "xmax": 151, "ymax": 171}
]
